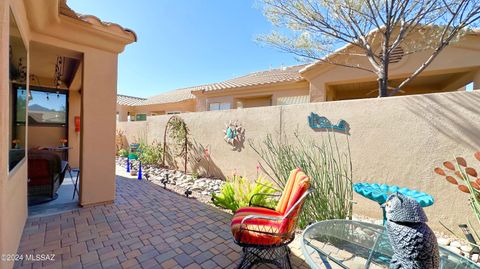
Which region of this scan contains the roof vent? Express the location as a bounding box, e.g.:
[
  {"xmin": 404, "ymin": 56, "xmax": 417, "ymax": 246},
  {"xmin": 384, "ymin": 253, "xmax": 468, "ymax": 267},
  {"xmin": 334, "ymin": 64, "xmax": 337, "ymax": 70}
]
[{"xmin": 380, "ymin": 46, "xmax": 405, "ymax": 64}]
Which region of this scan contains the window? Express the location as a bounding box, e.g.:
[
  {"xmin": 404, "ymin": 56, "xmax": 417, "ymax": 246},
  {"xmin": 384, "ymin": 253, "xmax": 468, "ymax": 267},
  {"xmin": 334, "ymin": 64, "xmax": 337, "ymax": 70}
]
[
  {"xmin": 135, "ymin": 114, "xmax": 147, "ymax": 121},
  {"xmin": 9, "ymin": 9, "xmax": 27, "ymax": 171},
  {"xmin": 209, "ymin": 102, "xmax": 231, "ymax": 111},
  {"xmin": 22, "ymin": 88, "xmax": 68, "ymax": 125}
]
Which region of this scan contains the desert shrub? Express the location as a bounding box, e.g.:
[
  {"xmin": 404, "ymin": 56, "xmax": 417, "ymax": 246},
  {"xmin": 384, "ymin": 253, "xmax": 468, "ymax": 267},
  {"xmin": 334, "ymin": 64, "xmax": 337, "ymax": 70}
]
[
  {"xmin": 250, "ymin": 132, "xmax": 353, "ymax": 228},
  {"xmin": 212, "ymin": 175, "xmax": 277, "ymax": 213},
  {"xmin": 138, "ymin": 141, "xmax": 163, "ymax": 165},
  {"xmin": 118, "ymin": 149, "xmax": 128, "ymax": 157}
]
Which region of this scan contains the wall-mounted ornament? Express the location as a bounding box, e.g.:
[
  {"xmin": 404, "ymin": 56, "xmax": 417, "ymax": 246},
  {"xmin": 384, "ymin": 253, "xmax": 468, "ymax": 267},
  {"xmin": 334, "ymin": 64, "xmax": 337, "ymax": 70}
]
[
  {"xmin": 223, "ymin": 120, "xmax": 245, "ymax": 151},
  {"xmin": 308, "ymin": 112, "xmax": 350, "ymax": 133},
  {"xmin": 54, "ymin": 56, "xmax": 65, "ymax": 88}
]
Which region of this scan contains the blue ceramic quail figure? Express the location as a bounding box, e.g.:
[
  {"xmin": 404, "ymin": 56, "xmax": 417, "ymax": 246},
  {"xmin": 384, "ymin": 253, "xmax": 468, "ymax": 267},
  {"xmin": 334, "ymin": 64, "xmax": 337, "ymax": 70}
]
[{"xmin": 383, "ymin": 193, "xmax": 439, "ymax": 269}]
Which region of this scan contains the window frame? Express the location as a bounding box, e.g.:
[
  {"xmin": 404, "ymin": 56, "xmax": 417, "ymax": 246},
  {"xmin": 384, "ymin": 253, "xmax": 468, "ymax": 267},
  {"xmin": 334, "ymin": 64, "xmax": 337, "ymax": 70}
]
[
  {"xmin": 209, "ymin": 102, "xmax": 231, "ymax": 111},
  {"xmin": 18, "ymin": 86, "xmax": 69, "ymax": 127}
]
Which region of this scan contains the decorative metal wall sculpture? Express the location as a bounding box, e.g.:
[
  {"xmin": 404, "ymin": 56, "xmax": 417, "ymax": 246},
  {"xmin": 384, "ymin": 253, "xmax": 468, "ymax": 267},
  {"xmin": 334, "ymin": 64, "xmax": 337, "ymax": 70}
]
[
  {"xmin": 163, "ymin": 115, "xmax": 189, "ymax": 174},
  {"xmin": 308, "ymin": 113, "xmax": 350, "ymax": 133},
  {"xmin": 223, "ymin": 120, "xmax": 245, "ymax": 151}
]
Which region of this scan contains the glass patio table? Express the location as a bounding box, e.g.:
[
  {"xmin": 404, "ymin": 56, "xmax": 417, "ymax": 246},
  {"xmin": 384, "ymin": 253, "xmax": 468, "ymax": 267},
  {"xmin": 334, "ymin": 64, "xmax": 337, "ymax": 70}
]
[{"xmin": 301, "ymin": 220, "xmax": 480, "ymax": 269}]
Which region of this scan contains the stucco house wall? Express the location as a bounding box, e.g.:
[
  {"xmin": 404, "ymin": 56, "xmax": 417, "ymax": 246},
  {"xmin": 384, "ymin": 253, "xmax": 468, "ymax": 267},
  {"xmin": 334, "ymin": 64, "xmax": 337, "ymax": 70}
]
[
  {"xmin": 132, "ymin": 99, "xmax": 196, "ymax": 116},
  {"xmin": 0, "ymin": 2, "xmax": 30, "ymax": 267},
  {"xmin": 117, "ymin": 104, "xmax": 130, "ymax": 122},
  {"xmin": 303, "ymin": 34, "xmax": 480, "ymax": 102},
  {"xmin": 0, "ymin": 2, "xmax": 134, "ymax": 267},
  {"xmin": 194, "ymin": 80, "xmax": 310, "ymax": 111}
]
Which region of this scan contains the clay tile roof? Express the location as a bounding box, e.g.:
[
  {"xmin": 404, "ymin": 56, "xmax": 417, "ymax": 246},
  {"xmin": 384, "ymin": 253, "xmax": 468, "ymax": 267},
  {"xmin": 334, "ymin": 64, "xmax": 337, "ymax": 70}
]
[
  {"xmin": 59, "ymin": 0, "xmax": 137, "ymax": 41},
  {"xmin": 117, "ymin": 94, "xmax": 146, "ymax": 106},
  {"xmin": 196, "ymin": 64, "xmax": 308, "ymax": 93},
  {"xmin": 143, "ymin": 87, "xmax": 196, "ymax": 105},
  {"xmin": 118, "ymin": 64, "xmax": 308, "ymax": 106}
]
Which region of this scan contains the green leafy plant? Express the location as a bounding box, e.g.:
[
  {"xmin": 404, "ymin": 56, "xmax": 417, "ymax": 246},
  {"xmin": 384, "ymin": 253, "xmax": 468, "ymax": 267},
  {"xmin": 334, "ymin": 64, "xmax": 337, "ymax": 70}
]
[
  {"xmin": 212, "ymin": 175, "xmax": 277, "ymax": 213},
  {"xmin": 138, "ymin": 140, "xmax": 163, "ymax": 165},
  {"xmin": 250, "ymin": 131, "xmax": 353, "ymax": 228},
  {"xmin": 434, "ymin": 153, "xmax": 480, "ymax": 242},
  {"xmin": 118, "ymin": 149, "xmax": 128, "ymax": 157}
]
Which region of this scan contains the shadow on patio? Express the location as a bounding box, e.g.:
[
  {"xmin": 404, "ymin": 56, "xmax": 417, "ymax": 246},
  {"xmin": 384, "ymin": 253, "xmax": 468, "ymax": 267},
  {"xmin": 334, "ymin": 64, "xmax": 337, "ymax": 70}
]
[{"xmin": 14, "ymin": 175, "xmax": 309, "ymax": 269}]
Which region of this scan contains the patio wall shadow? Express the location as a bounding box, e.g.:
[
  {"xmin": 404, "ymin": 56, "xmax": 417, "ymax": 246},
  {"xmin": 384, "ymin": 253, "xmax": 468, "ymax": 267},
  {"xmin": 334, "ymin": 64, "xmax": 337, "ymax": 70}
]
[{"xmin": 118, "ymin": 90, "xmax": 480, "ymax": 234}]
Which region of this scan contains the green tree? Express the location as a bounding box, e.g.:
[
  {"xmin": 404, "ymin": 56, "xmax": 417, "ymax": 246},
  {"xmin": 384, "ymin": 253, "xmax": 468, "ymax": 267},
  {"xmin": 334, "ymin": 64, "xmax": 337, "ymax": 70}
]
[{"xmin": 258, "ymin": 0, "xmax": 480, "ymax": 97}]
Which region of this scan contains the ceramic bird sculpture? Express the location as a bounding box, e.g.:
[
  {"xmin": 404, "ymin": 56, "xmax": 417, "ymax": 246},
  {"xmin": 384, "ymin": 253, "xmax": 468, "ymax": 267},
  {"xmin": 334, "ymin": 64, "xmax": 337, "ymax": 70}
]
[{"xmin": 383, "ymin": 193, "xmax": 439, "ymax": 269}]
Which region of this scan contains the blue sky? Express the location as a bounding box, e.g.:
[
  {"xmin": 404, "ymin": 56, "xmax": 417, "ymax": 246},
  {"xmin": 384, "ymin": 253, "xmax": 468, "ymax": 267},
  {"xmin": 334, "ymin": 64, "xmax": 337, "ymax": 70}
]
[{"xmin": 68, "ymin": 0, "xmax": 302, "ymax": 98}]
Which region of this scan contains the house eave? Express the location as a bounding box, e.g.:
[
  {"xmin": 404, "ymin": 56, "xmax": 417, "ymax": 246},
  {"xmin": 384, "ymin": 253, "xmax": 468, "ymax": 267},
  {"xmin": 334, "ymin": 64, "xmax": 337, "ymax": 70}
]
[{"xmin": 24, "ymin": 0, "xmax": 136, "ymax": 53}]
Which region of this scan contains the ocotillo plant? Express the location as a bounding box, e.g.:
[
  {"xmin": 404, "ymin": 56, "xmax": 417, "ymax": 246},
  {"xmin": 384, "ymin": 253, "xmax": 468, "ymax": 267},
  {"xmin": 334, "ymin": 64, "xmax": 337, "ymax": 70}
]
[
  {"xmin": 434, "ymin": 153, "xmax": 480, "ymax": 241},
  {"xmin": 250, "ymin": 131, "xmax": 353, "ymax": 228}
]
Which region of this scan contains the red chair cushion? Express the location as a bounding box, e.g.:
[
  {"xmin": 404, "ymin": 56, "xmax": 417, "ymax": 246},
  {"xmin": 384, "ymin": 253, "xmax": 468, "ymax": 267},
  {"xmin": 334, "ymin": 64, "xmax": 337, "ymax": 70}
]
[
  {"xmin": 231, "ymin": 211, "xmax": 285, "ymax": 246},
  {"xmin": 234, "ymin": 207, "xmax": 280, "ymax": 217},
  {"xmin": 230, "ymin": 169, "xmax": 311, "ymax": 246}
]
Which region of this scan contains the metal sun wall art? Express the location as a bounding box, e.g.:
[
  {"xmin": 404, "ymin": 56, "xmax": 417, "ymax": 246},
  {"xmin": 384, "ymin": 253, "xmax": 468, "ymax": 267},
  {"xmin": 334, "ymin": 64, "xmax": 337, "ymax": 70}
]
[
  {"xmin": 223, "ymin": 120, "xmax": 245, "ymax": 151},
  {"xmin": 308, "ymin": 112, "xmax": 350, "ymax": 133}
]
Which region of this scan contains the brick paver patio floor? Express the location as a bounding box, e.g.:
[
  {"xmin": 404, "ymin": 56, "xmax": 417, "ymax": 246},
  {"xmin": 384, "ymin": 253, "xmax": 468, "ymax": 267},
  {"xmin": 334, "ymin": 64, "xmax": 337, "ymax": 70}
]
[{"xmin": 14, "ymin": 175, "xmax": 310, "ymax": 269}]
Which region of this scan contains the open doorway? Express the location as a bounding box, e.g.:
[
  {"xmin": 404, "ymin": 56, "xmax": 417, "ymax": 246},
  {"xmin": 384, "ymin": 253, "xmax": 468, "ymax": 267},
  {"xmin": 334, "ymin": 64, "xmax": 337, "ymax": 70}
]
[{"xmin": 24, "ymin": 42, "xmax": 83, "ymax": 217}]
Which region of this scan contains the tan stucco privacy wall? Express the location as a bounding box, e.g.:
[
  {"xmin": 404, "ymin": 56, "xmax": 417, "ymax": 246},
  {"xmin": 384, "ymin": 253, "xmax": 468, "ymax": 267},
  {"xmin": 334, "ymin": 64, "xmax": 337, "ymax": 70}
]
[{"xmin": 118, "ymin": 90, "xmax": 480, "ymax": 233}]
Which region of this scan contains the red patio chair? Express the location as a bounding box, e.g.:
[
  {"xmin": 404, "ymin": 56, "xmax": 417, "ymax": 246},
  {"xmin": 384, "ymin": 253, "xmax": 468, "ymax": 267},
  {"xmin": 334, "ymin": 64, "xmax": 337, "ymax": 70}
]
[{"xmin": 230, "ymin": 168, "xmax": 312, "ymax": 269}]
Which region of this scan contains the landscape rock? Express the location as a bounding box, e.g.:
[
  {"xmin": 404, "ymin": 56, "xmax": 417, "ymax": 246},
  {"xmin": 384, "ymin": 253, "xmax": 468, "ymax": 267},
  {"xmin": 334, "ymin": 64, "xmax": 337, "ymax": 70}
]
[
  {"xmin": 461, "ymin": 244, "xmax": 473, "ymax": 254},
  {"xmin": 471, "ymin": 254, "xmax": 479, "ymax": 263},
  {"xmin": 437, "ymin": 237, "xmax": 451, "ymax": 246},
  {"xmin": 450, "ymin": 241, "xmax": 462, "ymax": 248},
  {"xmin": 447, "ymin": 246, "xmax": 462, "ymax": 255}
]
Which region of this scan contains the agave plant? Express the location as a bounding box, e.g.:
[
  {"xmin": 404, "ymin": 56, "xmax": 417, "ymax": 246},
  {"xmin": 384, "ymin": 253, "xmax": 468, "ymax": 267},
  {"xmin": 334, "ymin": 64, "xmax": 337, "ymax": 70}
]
[{"xmin": 434, "ymin": 153, "xmax": 480, "ymax": 241}]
